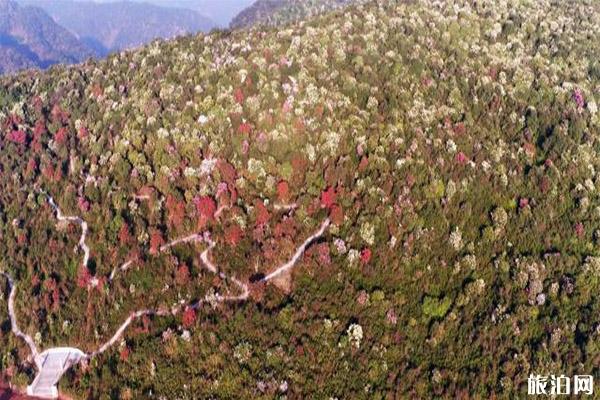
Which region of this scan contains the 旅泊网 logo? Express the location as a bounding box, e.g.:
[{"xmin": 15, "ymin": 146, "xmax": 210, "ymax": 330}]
[{"xmin": 527, "ymin": 374, "xmax": 593, "ymax": 396}]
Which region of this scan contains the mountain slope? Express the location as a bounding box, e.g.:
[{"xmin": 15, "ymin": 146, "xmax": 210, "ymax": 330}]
[
  {"xmin": 0, "ymin": 0, "xmax": 599, "ymax": 398},
  {"xmin": 230, "ymin": 0, "xmax": 357, "ymax": 28},
  {"xmin": 20, "ymin": 0, "xmax": 216, "ymax": 56},
  {"xmin": 0, "ymin": 0, "xmax": 92, "ymax": 74}
]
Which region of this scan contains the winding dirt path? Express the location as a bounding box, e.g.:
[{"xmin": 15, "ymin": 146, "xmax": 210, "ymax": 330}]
[
  {"xmin": 0, "ymin": 272, "xmax": 40, "ymax": 366},
  {"xmin": 92, "ymin": 217, "xmax": 329, "ymax": 357},
  {"xmin": 45, "ymin": 194, "xmax": 90, "ymax": 270},
  {"xmin": 2, "ymin": 193, "xmax": 330, "ymax": 396}
]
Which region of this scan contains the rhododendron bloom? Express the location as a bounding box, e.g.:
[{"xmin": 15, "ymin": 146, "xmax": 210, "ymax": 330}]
[
  {"xmin": 54, "ymin": 127, "xmax": 68, "ymax": 144},
  {"xmin": 234, "ymin": 87, "xmax": 244, "ymax": 104},
  {"xmin": 238, "ymin": 122, "xmax": 252, "ymax": 135},
  {"xmin": 254, "ymin": 200, "xmax": 270, "ymax": 226},
  {"xmin": 360, "ymin": 248, "xmax": 372, "ymax": 264},
  {"xmin": 358, "ymin": 156, "xmax": 369, "ymax": 171},
  {"xmin": 149, "ymin": 230, "xmax": 164, "ymax": 255},
  {"xmin": 519, "ymin": 198, "xmax": 529, "ymax": 209},
  {"xmin": 119, "ymin": 347, "xmax": 130, "ymax": 361},
  {"xmin": 26, "ymin": 158, "xmax": 37, "ymax": 174},
  {"xmin": 572, "ymin": 88, "xmax": 585, "ymax": 108},
  {"xmin": 216, "ymin": 182, "xmax": 229, "ymax": 198},
  {"xmin": 455, "ymin": 152, "xmax": 468, "ymax": 165},
  {"xmin": 78, "ymin": 197, "xmax": 90, "ymax": 213},
  {"xmin": 317, "ymin": 243, "xmax": 331, "ymax": 265},
  {"xmin": 282, "ymin": 99, "xmax": 292, "ymax": 113},
  {"xmin": 175, "ymin": 263, "xmax": 190, "ymax": 286},
  {"xmin": 334, "ymin": 238, "xmax": 347, "ymax": 254},
  {"xmin": 7, "ymin": 130, "xmax": 26, "ymax": 144},
  {"xmin": 277, "ymin": 180, "xmax": 290, "ymax": 202},
  {"xmin": 574, "ymin": 222, "xmax": 584, "ymax": 238},
  {"xmin": 118, "ymin": 223, "xmax": 130, "ymax": 244},
  {"xmin": 356, "ymin": 144, "xmax": 364, "ymax": 156},
  {"xmin": 78, "ymin": 126, "xmax": 89, "ymax": 139},
  {"xmin": 77, "ymin": 266, "xmax": 92, "ymax": 288},
  {"xmin": 225, "ymin": 224, "xmax": 243, "ymax": 246},
  {"xmin": 357, "ymin": 290, "xmax": 369, "ymax": 305},
  {"xmin": 182, "ymin": 307, "xmax": 196, "ymax": 328},
  {"xmin": 386, "ymin": 309, "xmax": 398, "ymax": 325},
  {"xmin": 195, "ymin": 196, "xmax": 216, "ymax": 221},
  {"xmin": 329, "ymin": 204, "xmax": 344, "ymax": 225},
  {"xmin": 320, "ymin": 186, "xmax": 337, "ymax": 209}
]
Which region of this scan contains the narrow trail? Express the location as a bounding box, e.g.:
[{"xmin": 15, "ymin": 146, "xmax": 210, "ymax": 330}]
[
  {"xmin": 92, "ymin": 217, "xmax": 328, "ymax": 357},
  {"xmin": 3, "ymin": 194, "xmax": 330, "ymax": 367},
  {"xmin": 261, "ymin": 218, "xmax": 330, "ymax": 282},
  {"xmin": 0, "ymin": 272, "xmax": 40, "ymax": 367},
  {"xmin": 108, "ymin": 260, "xmax": 133, "ymax": 282},
  {"xmin": 45, "ymin": 194, "xmax": 90, "ymax": 269}
]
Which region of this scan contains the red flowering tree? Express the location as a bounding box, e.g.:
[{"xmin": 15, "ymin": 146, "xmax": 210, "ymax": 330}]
[
  {"xmin": 26, "ymin": 158, "xmax": 37, "ymax": 176},
  {"xmin": 329, "ymin": 204, "xmax": 344, "ymax": 225},
  {"xmin": 234, "ymin": 87, "xmax": 245, "ymax": 104},
  {"xmin": 78, "ymin": 197, "xmax": 90, "ymax": 213},
  {"xmin": 118, "ymin": 223, "xmax": 131, "ymax": 245},
  {"xmin": 194, "ymin": 195, "xmax": 216, "ymax": 226},
  {"xmin": 33, "ymin": 120, "xmax": 46, "ymax": 138},
  {"xmin": 218, "ymin": 160, "xmax": 237, "ymax": 186},
  {"xmin": 320, "ymin": 186, "xmax": 337, "ymax": 209},
  {"xmin": 6, "ymin": 130, "xmax": 27, "ymax": 145},
  {"xmin": 166, "ymin": 195, "xmax": 186, "ymax": 228},
  {"xmin": 54, "ymin": 127, "xmax": 68, "ymax": 145},
  {"xmin": 78, "ymin": 126, "xmax": 89, "ymax": 139},
  {"xmin": 175, "ymin": 263, "xmax": 190, "ymax": 286},
  {"xmin": 455, "ymin": 152, "xmax": 468, "ymax": 165},
  {"xmin": 277, "ymin": 180, "xmax": 290, "ymax": 202},
  {"xmin": 225, "ymin": 224, "xmax": 244, "ymax": 247},
  {"xmin": 149, "ymin": 229, "xmax": 165, "ymax": 255},
  {"xmin": 238, "ymin": 122, "xmax": 252, "ymax": 135},
  {"xmin": 182, "ymin": 307, "xmax": 196, "ymax": 328},
  {"xmin": 77, "ymin": 266, "xmax": 92, "ymax": 288},
  {"xmin": 254, "ymin": 200, "xmax": 270, "ymax": 226},
  {"xmin": 360, "ymin": 248, "xmax": 372, "ymax": 264},
  {"xmin": 119, "ymin": 346, "xmax": 130, "ymax": 361}
]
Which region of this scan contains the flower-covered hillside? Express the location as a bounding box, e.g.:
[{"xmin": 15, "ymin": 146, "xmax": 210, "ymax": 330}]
[{"xmin": 1, "ymin": 0, "xmax": 600, "ymax": 398}]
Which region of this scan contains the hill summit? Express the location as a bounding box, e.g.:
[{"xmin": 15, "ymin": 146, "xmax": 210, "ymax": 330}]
[{"xmin": 0, "ymin": 0, "xmax": 599, "ymax": 398}]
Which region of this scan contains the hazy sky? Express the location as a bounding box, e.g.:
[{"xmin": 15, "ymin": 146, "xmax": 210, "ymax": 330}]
[{"xmin": 20, "ymin": 0, "xmax": 256, "ymax": 26}]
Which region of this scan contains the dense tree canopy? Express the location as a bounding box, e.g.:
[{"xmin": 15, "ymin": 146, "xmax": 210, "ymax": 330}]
[{"xmin": 1, "ymin": 0, "xmax": 600, "ymax": 398}]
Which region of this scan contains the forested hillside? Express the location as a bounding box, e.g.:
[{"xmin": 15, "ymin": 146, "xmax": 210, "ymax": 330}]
[{"xmin": 1, "ymin": 0, "xmax": 599, "ymax": 398}]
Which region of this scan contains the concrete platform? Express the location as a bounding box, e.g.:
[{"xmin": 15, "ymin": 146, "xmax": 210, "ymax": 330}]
[{"xmin": 26, "ymin": 348, "xmax": 86, "ymax": 399}]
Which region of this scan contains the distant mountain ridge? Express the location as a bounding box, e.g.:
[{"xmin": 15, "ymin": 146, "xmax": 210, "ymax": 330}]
[
  {"xmin": 19, "ymin": 0, "xmax": 216, "ymax": 56},
  {"xmin": 230, "ymin": 0, "xmax": 357, "ymax": 29},
  {"xmin": 0, "ymin": 0, "xmax": 92, "ymax": 74}
]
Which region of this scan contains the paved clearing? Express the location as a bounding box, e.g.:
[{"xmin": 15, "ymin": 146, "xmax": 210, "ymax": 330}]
[{"xmin": 27, "ymin": 349, "xmax": 86, "ymax": 399}]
